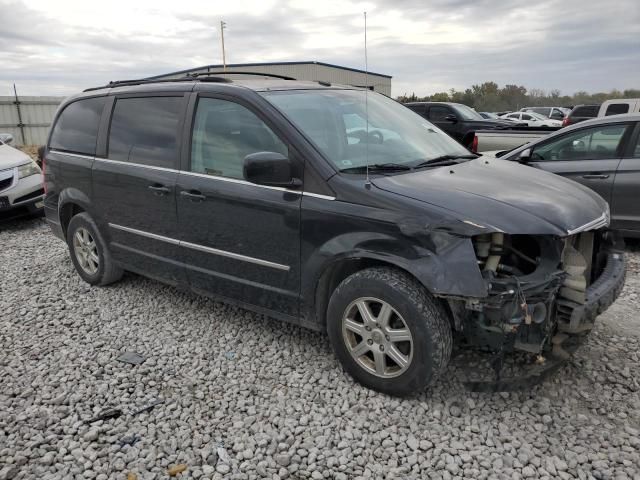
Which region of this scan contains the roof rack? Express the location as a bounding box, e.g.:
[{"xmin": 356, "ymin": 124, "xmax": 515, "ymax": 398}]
[
  {"xmin": 187, "ymin": 71, "xmax": 296, "ymax": 81},
  {"xmin": 83, "ymin": 76, "xmax": 231, "ymax": 92},
  {"xmin": 83, "ymin": 71, "xmax": 296, "ymax": 92}
]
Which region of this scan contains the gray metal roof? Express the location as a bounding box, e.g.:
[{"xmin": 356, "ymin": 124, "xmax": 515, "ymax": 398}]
[{"xmin": 146, "ymin": 61, "xmax": 392, "ymax": 80}]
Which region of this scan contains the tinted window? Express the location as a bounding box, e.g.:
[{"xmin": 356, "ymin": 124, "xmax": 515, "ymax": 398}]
[
  {"xmin": 605, "ymin": 103, "xmax": 630, "ymax": 116},
  {"xmin": 407, "ymin": 104, "xmax": 425, "ymax": 115},
  {"xmin": 430, "ymin": 106, "xmax": 453, "ymax": 122},
  {"xmin": 532, "ymin": 124, "xmax": 629, "ymax": 161},
  {"xmin": 191, "ymin": 98, "xmax": 287, "ymax": 179},
  {"xmin": 571, "ymin": 106, "xmax": 599, "ymax": 117},
  {"xmin": 108, "ymin": 97, "xmax": 182, "ymax": 168},
  {"xmin": 522, "ymin": 114, "xmax": 532, "ymax": 121},
  {"xmin": 49, "ymin": 97, "xmax": 105, "ymax": 155}
]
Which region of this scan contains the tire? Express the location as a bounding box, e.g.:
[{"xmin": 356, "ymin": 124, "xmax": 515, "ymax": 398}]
[
  {"xmin": 66, "ymin": 212, "xmax": 123, "ymax": 286},
  {"xmin": 327, "ymin": 267, "xmax": 452, "ymax": 396}
]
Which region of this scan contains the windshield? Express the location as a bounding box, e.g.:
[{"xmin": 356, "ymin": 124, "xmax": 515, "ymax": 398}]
[
  {"xmin": 451, "ymin": 103, "xmax": 484, "ymax": 121},
  {"xmin": 262, "ymin": 89, "xmax": 471, "ymax": 171}
]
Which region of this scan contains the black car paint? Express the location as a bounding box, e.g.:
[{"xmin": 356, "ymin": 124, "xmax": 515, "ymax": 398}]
[
  {"xmin": 44, "ymin": 81, "xmax": 618, "ymax": 337},
  {"xmin": 405, "ymin": 102, "xmax": 517, "ymax": 146}
]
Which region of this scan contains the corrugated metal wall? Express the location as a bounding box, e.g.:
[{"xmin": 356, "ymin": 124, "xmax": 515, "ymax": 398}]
[
  {"xmin": 0, "ymin": 96, "xmax": 64, "ymax": 146},
  {"xmin": 155, "ymin": 63, "xmax": 392, "ymax": 96}
]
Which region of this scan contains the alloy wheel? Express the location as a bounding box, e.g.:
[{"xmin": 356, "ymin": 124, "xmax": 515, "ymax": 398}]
[
  {"xmin": 73, "ymin": 227, "xmax": 99, "ymax": 275},
  {"xmin": 342, "ymin": 297, "xmax": 414, "ymax": 378}
]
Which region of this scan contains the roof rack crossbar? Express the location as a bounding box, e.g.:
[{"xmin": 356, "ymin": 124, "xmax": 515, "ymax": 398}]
[
  {"xmin": 83, "ymin": 76, "xmax": 232, "ymax": 92},
  {"xmin": 188, "ymin": 71, "xmax": 296, "ymax": 81}
]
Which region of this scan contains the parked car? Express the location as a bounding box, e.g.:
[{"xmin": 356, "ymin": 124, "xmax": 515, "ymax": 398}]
[
  {"xmin": 563, "ymin": 104, "xmax": 600, "ymax": 127},
  {"xmin": 0, "ymin": 133, "xmax": 45, "ymax": 221},
  {"xmin": 487, "ymin": 114, "xmax": 640, "ymax": 237},
  {"xmin": 479, "ymin": 112, "xmax": 499, "ymax": 119},
  {"xmin": 44, "ymin": 76, "xmax": 625, "ymax": 395},
  {"xmin": 520, "ymin": 106, "xmax": 570, "ymax": 120},
  {"xmin": 405, "ymin": 101, "xmax": 519, "ymax": 148},
  {"xmin": 501, "ymin": 111, "xmax": 563, "ymax": 128},
  {"xmin": 598, "ymin": 99, "xmax": 640, "ymax": 117},
  {"xmin": 472, "ymin": 129, "xmax": 555, "ymax": 153}
]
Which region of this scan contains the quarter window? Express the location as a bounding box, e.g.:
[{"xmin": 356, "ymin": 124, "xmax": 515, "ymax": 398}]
[
  {"xmin": 605, "ymin": 103, "xmax": 630, "ymax": 116},
  {"xmin": 49, "ymin": 97, "xmax": 106, "ymax": 155},
  {"xmin": 531, "ymin": 124, "xmax": 629, "ymax": 161},
  {"xmin": 108, "ymin": 97, "xmax": 182, "ymax": 168},
  {"xmin": 190, "ymin": 98, "xmax": 287, "ymax": 179}
]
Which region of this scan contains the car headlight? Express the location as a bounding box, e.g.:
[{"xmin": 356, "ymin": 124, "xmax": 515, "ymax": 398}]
[{"xmin": 18, "ymin": 161, "xmax": 41, "ymax": 179}]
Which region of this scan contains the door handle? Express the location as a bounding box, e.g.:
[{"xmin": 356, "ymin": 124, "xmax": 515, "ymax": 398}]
[
  {"xmin": 180, "ymin": 190, "xmax": 206, "ymax": 202},
  {"xmin": 148, "ymin": 184, "xmax": 171, "ymax": 195},
  {"xmin": 581, "ymin": 174, "xmax": 609, "ymax": 179}
]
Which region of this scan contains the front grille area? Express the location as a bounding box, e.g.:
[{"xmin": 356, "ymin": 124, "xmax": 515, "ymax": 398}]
[
  {"xmin": 14, "ymin": 188, "xmax": 44, "ymax": 204},
  {"xmin": 0, "ymin": 176, "xmax": 12, "ymax": 192}
]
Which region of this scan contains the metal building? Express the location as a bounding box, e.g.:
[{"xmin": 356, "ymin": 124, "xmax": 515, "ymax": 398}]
[{"xmin": 148, "ymin": 61, "xmax": 392, "ymax": 96}]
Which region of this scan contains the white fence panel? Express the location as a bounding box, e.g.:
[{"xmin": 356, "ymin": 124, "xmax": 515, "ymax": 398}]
[{"xmin": 0, "ymin": 96, "xmax": 64, "ymax": 146}]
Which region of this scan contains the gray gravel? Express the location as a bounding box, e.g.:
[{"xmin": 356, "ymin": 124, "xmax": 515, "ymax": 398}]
[{"xmin": 1, "ymin": 217, "xmax": 640, "ymax": 480}]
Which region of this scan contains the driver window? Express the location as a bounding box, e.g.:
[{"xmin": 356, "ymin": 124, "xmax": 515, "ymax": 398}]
[
  {"xmin": 531, "ymin": 124, "xmax": 629, "ymax": 161},
  {"xmin": 522, "ymin": 114, "xmax": 532, "ymax": 121},
  {"xmin": 429, "ymin": 106, "xmax": 453, "ymax": 122},
  {"xmin": 191, "ymin": 98, "xmax": 287, "ymax": 179}
]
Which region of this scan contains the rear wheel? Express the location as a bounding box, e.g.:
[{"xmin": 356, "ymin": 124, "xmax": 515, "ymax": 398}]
[
  {"xmin": 327, "ymin": 267, "xmax": 452, "ymax": 396},
  {"xmin": 66, "ymin": 212, "xmax": 123, "ymax": 286}
]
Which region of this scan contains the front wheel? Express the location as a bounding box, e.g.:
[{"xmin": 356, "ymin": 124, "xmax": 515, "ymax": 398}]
[{"xmin": 327, "ymin": 267, "xmax": 452, "ymax": 396}]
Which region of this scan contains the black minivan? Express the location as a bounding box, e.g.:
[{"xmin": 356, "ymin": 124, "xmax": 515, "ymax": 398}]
[{"xmin": 44, "ymin": 75, "xmax": 625, "ymax": 395}]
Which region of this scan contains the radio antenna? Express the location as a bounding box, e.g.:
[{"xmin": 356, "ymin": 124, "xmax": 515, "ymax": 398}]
[{"xmin": 364, "ymin": 11, "xmax": 371, "ymax": 186}]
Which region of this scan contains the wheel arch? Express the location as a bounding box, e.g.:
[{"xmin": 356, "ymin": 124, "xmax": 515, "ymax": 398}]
[{"xmin": 58, "ymin": 188, "xmax": 92, "ymax": 236}]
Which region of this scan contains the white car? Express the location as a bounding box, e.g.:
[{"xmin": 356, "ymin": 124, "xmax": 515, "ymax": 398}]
[
  {"xmin": 500, "ymin": 112, "xmax": 562, "ymax": 128},
  {"xmin": 0, "ymin": 134, "xmax": 44, "ymax": 220}
]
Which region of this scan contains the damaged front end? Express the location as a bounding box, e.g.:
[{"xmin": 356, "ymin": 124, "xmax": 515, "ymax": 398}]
[{"xmin": 447, "ymin": 228, "xmax": 625, "ymax": 390}]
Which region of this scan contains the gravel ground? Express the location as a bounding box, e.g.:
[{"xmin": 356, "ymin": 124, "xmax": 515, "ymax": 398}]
[{"xmin": 1, "ymin": 217, "xmax": 639, "ymax": 480}]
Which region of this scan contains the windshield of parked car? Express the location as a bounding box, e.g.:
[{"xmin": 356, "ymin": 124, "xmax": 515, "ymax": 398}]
[
  {"xmin": 262, "ymin": 89, "xmax": 472, "ymax": 171},
  {"xmin": 451, "ymin": 104, "xmax": 484, "ymax": 121}
]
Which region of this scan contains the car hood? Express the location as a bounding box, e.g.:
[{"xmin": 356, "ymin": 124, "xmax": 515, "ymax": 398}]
[
  {"xmin": 372, "ymin": 158, "xmax": 609, "ymax": 236},
  {"xmin": 0, "ymin": 144, "xmax": 32, "ymax": 170}
]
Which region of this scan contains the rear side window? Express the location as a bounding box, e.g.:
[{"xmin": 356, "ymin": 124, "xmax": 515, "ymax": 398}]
[
  {"xmin": 605, "ymin": 103, "xmax": 630, "ymax": 116},
  {"xmin": 572, "ymin": 106, "xmax": 599, "ymax": 117},
  {"xmin": 108, "ymin": 97, "xmax": 182, "ymax": 168},
  {"xmin": 49, "ymin": 97, "xmax": 106, "ymax": 155}
]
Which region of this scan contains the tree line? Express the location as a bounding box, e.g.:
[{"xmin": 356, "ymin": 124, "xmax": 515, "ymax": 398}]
[{"xmin": 396, "ymin": 82, "xmax": 640, "ymax": 112}]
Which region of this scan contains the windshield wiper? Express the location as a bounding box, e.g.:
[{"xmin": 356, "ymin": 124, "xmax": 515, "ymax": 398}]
[
  {"xmin": 413, "ymin": 154, "xmax": 478, "ymax": 169},
  {"xmin": 339, "ymin": 163, "xmax": 412, "ymax": 173}
]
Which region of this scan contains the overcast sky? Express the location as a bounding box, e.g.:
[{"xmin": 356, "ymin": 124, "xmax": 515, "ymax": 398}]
[{"xmin": 1, "ymin": 0, "xmax": 639, "ymax": 98}]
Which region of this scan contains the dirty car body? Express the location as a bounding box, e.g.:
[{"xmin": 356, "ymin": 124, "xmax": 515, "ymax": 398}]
[{"xmin": 44, "ymin": 78, "xmax": 625, "ymax": 395}]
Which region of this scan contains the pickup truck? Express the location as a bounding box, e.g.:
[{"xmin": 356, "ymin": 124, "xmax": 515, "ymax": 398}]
[{"xmin": 472, "ymin": 127, "xmax": 560, "ymax": 153}]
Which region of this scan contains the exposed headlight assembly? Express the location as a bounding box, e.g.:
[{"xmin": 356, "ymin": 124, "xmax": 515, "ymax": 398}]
[{"xmin": 18, "ymin": 161, "xmax": 41, "ymax": 179}]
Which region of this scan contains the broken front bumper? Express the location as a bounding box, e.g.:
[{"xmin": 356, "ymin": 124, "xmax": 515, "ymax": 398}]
[{"xmin": 464, "ymin": 243, "xmax": 626, "ymax": 392}]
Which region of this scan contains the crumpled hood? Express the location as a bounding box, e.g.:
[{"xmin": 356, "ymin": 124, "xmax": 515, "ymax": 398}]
[
  {"xmin": 372, "ymin": 158, "xmax": 609, "ymax": 236},
  {"xmin": 0, "ymin": 144, "xmax": 31, "ymax": 170}
]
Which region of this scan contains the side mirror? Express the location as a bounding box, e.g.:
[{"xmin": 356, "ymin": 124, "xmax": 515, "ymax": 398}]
[
  {"xmin": 0, "ymin": 133, "xmax": 13, "ymax": 144},
  {"xmin": 518, "ymin": 148, "xmax": 532, "ymax": 162},
  {"xmin": 243, "ymin": 152, "xmax": 301, "ymax": 188},
  {"xmin": 444, "ymin": 114, "xmax": 458, "ymax": 123}
]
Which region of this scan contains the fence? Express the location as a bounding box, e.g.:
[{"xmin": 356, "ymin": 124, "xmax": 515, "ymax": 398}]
[{"xmin": 0, "ymin": 93, "xmax": 65, "ymax": 146}]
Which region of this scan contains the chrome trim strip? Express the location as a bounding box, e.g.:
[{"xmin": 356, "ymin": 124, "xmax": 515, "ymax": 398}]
[
  {"xmin": 302, "ymin": 191, "xmax": 336, "ymax": 200},
  {"xmin": 179, "ymin": 170, "xmax": 297, "ymax": 193},
  {"xmin": 181, "ymin": 240, "xmax": 290, "ymax": 271},
  {"xmin": 108, "ymin": 223, "xmax": 290, "ymax": 271},
  {"xmin": 109, "ymin": 223, "xmax": 180, "ymax": 245},
  {"xmin": 95, "ymin": 157, "xmax": 177, "ymax": 173},
  {"xmin": 567, "ymin": 212, "xmax": 609, "ymax": 236},
  {"xmin": 49, "ymin": 150, "xmax": 95, "ymax": 160}
]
